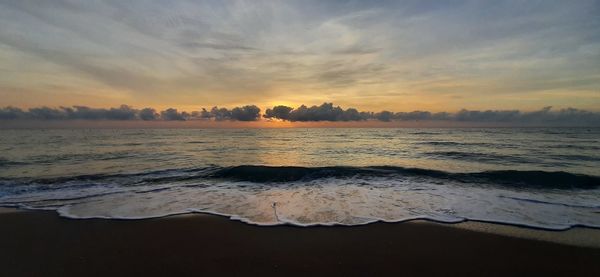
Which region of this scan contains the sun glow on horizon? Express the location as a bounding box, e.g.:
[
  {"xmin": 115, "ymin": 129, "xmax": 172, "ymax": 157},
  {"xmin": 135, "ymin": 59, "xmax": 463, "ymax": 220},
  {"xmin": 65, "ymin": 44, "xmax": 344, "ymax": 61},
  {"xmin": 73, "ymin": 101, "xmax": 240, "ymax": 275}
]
[{"xmin": 0, "ymin": 1, "xmax": 598, "ymax": 114}]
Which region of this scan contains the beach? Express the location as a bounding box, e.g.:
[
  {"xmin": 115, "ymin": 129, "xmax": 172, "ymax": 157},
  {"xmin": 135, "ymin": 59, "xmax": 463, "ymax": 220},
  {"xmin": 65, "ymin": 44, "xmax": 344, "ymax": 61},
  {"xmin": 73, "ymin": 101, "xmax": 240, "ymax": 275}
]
[
  {"xmin": 1, "ymin": 208, "xmax": 599, "ymax": 276},
  {"xmin": 1, "ymin": 128, "xmax": 599, "ymax": 276}
]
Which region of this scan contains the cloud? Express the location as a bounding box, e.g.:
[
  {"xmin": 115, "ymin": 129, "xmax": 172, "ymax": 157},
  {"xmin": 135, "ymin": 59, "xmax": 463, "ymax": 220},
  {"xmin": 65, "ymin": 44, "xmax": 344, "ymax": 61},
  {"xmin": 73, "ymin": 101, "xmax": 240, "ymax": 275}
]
[
  {"xmin": 0, "ymin": 105, "xmax": 173, "ymax": 121},
  {"xmin": 139, "ymin": 108, "xmax": 159, "ymax": 121},
  {"xmin": 264, "ymin": 105, "xmax": 294, "ymax": 120},
  {"xmin": 231, "ymin": 105, "xmax": 261, "ymax": 121},
  {"xmin": 201, "ymin": 106, "xmax": 261, "ymax": 121},
  {"xmin": 28, "ymin": 106, "xmax": 67, "ymax": 120},
  {"xmin": 0, "ymin": 106, "xmax": 26, "ymax": 120},
  {"xmin": 456, "ymin": 107, "xmax": 596, "ymax": 125},
  {"xmin": 1, "ymin": 1, "xmax": 598, "ymax": 112},
  {"xmin": 455, "ymin": 109, "xmax": 523, "ymax": 122},
  {"xmin": 1, "ymin": 104, "xmax": 599, "ymax": 126},
  {"xmin": 178, "ymin": 41, "xmax": 257, "ymax": 52},
  {"xmin": 0, "ymin": 105, "xmax": 139, "ymax": 120},
  {"xmin": 160, "ymin": 108, "xmax": 188, "ymax": 121},
  {"xmin": 373, "ymin": 111, "xmax": 394, "ymax": 122},
  {"xmin": 62, "ymin": 105, "xmax": 138, "ymax": 120},
  {"xmin": 264, "ymin": 103, "xmax": 371, "ymax": 122},
  {"xmin": 263, "ymin": 103, "xmax": 600, "ymax": 126},
  {"xmin": 207, "ymin": 107, "xmax": 232, "ymax": 121}
]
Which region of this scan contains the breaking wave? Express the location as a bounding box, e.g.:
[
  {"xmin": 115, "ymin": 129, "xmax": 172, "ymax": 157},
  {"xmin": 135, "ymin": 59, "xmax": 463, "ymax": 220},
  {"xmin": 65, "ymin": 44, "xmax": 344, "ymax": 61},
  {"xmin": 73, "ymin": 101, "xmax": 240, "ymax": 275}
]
[
  {"xmin": 209, "ymin": 165, "xmax": 600, "ymax": 189},
  {"xmin": 1, "ymin": 165, "xmax": 599, "ymax": 230}
]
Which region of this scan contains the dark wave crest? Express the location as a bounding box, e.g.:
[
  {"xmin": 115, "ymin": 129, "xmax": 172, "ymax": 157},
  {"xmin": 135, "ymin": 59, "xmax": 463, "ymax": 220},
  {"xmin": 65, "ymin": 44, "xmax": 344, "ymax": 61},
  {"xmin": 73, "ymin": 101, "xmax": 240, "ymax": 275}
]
[
  {"xmin": 2, "ymin": 165, "xmax": 598, "ymax": 190},
  {"xmin": 209, "ymin": 165, "xmax": 600, "ymax": 189}
]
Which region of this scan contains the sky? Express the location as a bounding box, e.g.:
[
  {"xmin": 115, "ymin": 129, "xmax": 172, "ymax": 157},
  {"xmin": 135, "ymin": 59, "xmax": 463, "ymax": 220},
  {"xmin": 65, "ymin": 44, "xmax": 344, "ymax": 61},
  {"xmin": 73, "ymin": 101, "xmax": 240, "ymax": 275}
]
[{"xmin": 0, "ymin": 0, "xmax": 599, "ymax": 114}]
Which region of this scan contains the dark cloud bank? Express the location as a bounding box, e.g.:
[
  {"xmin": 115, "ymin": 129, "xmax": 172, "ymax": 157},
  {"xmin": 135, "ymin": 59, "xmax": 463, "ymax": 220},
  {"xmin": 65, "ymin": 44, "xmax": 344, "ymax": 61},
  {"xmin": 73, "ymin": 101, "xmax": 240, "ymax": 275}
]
[
  {"xmin": 0, "ymin": 105, "xmax": 262, "ymax": 122},
  {"xmin": 264, "ymin": 104, "xmax": 600, "ymax": 126},
  {"xmin": 1, "ymin": 103, "xmax": 599, "ymax": 126}
]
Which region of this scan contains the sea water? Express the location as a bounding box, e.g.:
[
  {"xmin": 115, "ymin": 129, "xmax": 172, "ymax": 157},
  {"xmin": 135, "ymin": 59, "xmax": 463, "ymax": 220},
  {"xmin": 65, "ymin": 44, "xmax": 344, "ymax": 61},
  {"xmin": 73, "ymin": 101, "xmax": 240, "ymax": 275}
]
[{"xmin": 0, "ymin": 128, "xmax": 598, "ymax": 230}]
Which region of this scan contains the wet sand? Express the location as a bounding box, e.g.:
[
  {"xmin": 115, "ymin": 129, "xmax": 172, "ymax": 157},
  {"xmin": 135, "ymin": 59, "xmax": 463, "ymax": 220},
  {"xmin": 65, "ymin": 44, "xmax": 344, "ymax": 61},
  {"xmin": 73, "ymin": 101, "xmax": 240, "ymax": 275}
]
[{"xmin": 1, "ymin": 209, "xmax": 599, "ymax": 276}]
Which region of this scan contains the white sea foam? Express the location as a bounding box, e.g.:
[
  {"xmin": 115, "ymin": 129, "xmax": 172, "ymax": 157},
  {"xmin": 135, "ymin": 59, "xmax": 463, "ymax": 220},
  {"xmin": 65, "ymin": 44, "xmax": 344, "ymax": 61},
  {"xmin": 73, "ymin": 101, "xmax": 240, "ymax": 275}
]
[
  {"xmin": 1, "ymin": 128, "xmax": 599, "ymax": 230},
  {"xmin": 2, "ymin": 174, "xmax": 599, "ymax": 230}
]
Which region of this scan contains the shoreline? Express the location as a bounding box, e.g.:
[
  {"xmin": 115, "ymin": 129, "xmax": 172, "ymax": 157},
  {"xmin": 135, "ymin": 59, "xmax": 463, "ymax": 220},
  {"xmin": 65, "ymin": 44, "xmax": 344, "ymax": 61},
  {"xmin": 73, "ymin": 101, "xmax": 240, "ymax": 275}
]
[
  {"xmin": 3, "ymin": 207, "xmax": 599, "ymax": 248},
  {"xmin": 1, "ymin": 208, "xmax": 599, "ymax": 276}
]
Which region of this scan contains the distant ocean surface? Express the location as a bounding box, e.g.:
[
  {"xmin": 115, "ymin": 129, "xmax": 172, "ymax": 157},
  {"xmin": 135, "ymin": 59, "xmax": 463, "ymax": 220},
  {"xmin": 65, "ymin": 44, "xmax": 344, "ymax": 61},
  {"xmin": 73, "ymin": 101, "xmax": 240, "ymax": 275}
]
[{"xmin": 1, "ymin": 128, "xmax": 599, "ymax": 230}]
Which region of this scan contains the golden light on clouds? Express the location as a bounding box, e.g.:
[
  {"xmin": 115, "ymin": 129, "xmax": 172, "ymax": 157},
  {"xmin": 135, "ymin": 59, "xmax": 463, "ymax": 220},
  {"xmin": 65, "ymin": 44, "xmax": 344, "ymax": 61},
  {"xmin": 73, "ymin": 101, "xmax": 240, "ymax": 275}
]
[{"xmin": 0, "ymin": 1, "xmax": 598, "ymax": 113}]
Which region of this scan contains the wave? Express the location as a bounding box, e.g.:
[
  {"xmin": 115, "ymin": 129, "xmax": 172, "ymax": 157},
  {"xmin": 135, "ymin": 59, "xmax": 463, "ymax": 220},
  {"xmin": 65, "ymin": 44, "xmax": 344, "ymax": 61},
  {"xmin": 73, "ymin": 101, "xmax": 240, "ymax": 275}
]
[
  {"xmin": 1, "ymin": 165, "xmax": 599, "ymax": 230},
  {"xmin": 409, "ymin": 131, "xmax": 442, "ymax": 135},
  {"xmin": 498, "ymin": 196, "xmax": 600, "ymax": 209},
  {"xmin": 416, "ymin": 141, "xmax": 516, "ymax": 148},
  {"xmin": 209, "ymin": 165, "xmax": 600, "ymax": 189},
  {"xmin": 0, "ymin": 158, "xmax": 28, "ymax": 167},
  {"xmin": 425, "ymin": 151, "xmax": 536, "ymax": 164},
  {"xmin": 417, "ymin": 141, "xmax": 470, "ymax": 146},
  {"xmin": 550, "ymin": 154, "xmax": 600, "ymax": 162},
  {"xmin": 553, "ymin": 144, "xmax": 600, "ymax": 151},
  {"xmin": 2, "ymin": 165, "xmax": 598, "ymax": 190}
]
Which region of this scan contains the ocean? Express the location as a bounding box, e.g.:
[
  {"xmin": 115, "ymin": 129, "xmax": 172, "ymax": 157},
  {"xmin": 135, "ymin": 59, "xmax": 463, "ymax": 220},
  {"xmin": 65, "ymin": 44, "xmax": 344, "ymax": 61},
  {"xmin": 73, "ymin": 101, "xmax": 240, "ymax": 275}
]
[{"xmin": 0, "ymin": 128, "xmax": 599, "ymax": 230}]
